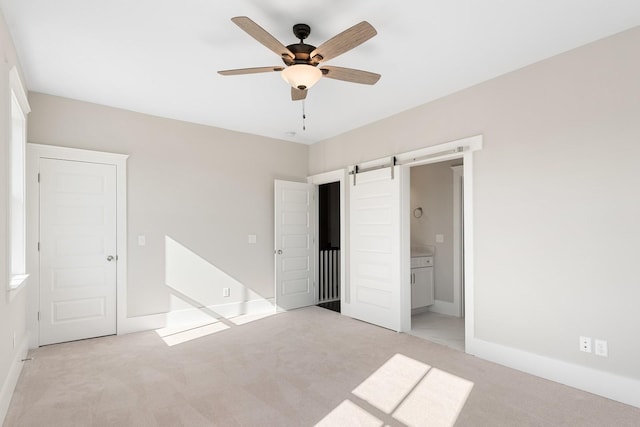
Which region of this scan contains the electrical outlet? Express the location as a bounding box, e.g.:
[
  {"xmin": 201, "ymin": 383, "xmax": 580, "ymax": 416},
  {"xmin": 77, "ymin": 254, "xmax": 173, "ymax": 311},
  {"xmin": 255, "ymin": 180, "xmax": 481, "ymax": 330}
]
[
  {"xmin": 579, "ymin": 336, "xmax": 592, "ymax": 353},
  {"xmin": 435, "ymin": 234, "xmax": 444, "ymax": 243},
  {"xmin": 595, "ymin": 339, "xmax": 608, "ymax": 357},
  {"xmin": 223, "ymin": 287, "xmax": 230, "ymax": 297}
]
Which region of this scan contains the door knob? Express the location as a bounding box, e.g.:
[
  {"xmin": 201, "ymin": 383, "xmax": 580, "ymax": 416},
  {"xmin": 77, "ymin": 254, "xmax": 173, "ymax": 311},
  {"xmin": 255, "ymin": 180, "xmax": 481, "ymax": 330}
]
[
  {"xmin": 107, "ymin": 255, "xmax": 115, "ymax": 262},
  {"xmin": 276, "ymin": 250, "xmax": 282, "ymax": 255}
]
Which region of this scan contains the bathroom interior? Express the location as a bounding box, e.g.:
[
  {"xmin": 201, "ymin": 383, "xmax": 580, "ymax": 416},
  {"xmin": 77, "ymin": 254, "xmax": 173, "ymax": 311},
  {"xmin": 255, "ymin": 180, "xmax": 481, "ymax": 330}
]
[{"xmin": 409, "ymin": 159, "xmax": 465, "ymax": 351}]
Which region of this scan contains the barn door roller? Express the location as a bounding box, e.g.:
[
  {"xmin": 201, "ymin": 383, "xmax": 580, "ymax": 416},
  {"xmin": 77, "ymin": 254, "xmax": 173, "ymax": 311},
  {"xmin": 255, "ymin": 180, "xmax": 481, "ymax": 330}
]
[{"xmin": 349, "ymin": 156, "xmax": 396, "ymax": 186}]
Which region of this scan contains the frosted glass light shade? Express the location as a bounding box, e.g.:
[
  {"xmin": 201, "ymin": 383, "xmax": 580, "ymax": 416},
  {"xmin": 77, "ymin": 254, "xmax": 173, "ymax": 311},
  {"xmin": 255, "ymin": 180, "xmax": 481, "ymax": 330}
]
[{"xmin": 281, "ymin": 65, "xmax": 322, "ymax": 90}]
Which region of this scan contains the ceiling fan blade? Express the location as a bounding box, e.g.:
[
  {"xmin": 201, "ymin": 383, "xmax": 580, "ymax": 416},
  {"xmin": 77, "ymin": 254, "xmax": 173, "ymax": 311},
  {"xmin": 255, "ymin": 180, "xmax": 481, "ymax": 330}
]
[
  {"xmin": 218, "ymin": 66, "xmax": 284, "ymax": 76},
  {"xmin": 310, "ymin": 21, "xmax": 377, "ymax": 63},
  {"xmin": 320, "ymin": 66, "xmax": 381, "ymax": 85},
  {"xmin": 231, "ymin": 16, "xmax": 295, "ymax": 61},
  {"xmin": 291, "ymin": 87, "xmax": 307, "ymax": 101}
]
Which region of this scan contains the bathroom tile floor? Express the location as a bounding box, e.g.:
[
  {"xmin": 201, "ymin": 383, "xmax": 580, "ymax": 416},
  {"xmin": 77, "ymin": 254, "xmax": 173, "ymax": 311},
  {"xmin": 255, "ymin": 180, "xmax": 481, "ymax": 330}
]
[{"xmin": 409, "ymin": 310, "xmax": 465, "ymax": 352}]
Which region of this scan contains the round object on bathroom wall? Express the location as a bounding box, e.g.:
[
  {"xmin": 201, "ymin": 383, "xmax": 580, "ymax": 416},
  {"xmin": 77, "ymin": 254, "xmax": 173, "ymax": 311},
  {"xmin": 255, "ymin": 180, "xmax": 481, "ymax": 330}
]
[{"xmin": 413, "ymin": 207, "xmax": 423, "ymax": 218}]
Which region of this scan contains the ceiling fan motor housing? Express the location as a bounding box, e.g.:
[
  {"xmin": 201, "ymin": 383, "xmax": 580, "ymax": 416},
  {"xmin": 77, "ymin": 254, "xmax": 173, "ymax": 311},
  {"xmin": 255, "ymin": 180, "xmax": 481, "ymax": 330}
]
[
  {"xmin": 285, "ymin": 43, "xmax": 317, "ymax": 64},
  {"xmin": 282, "ymin": 23, "xmax": 321, "ymax": 67}
]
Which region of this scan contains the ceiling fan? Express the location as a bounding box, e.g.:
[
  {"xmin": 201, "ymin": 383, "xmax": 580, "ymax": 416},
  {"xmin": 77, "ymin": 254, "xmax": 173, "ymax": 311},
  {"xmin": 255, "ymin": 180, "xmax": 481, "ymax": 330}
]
[{"xmin": 218, "ymin": 16, "xmax": 381, "ymax": 101}]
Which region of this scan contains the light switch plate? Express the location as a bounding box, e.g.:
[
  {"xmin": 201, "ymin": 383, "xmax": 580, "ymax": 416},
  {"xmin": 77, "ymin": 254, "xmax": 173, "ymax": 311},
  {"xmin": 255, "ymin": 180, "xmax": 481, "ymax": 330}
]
[
  {"xmin": 248, "ymin": 234, "xmax": 257, "ymax": 244},
  {"xmin": 435, "ymin": 234, "xmax": 444, "ymax": 243},
  {"xmin": 138, "ymin": 235, "xmax": 146, "ymax": 246}
]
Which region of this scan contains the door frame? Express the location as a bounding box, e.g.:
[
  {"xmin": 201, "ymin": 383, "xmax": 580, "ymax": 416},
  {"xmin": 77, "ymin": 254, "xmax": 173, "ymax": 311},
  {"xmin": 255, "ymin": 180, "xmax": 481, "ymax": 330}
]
[
  {"xmin": 26, "ymin": 144, "xmax": 128, "ymax": 347},
  {"xmin": 307, "ymin": 169, "xmax": 349, "ymax": 315},
  {"xmin": 451, "ymin": 165, "xmax": 464, "ymax": 317},
  {"xmin": 399, "ymin": 135, "xmax": 482, "ymax": 347}
]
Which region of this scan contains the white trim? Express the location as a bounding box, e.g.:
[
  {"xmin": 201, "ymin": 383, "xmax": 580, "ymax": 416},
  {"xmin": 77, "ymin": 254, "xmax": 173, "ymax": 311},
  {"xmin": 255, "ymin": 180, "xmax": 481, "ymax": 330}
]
[
  {"xmin": 9, "ymin": 67, "xmax": 30, "ymax": 114},
  {"xmin": 400, "ymin": 166, "xmax": 412, "ymax": 332},
  {"xmin": 7, "ymin": 66, "xmax": 29, "ymax": 295},
  {"xmin": 7, "ymin": 274, "xmax": 29, "ymax": 301},
  {"xmin": 166, "ymin": 298, "xmax": 275, "ymax": 325},
  {"xmin": 468, "ymin": 338, "xmax": 640, "ymax": 408},
  {"xmin": 350, "ymin": 135, "xmax": 482, "ymax": 172},
  {"xmin": 461, "ymin": 151, "xmax": 476, "ymax": 349},
  {"xmin": 0, "ymin": 333, "xmax": 29, "ymax": 424},
  {"xmin": 26, "ymin": 143, "xmax": 128, "ymax": 347},
  {"xmin": 307, "ymin": 169, "xmax": 345, "ymax": 186},
  {"xmin": 118, "ymin": 298, "xmax": 277, "ymax": 335},
  {"xmin": 117, "ymin": 313, "xmax": 167, "ymax": 335},
  {"xmin": 451, "ymin": 164, "xmax": 463, "ymax": 318},
  {"xmin": 307, "ymin": 169, "xmax": 349, "ymax": 314},
  {"xmin": 401, "ymin": 135, "xmax": 482, "ymax": 338}
]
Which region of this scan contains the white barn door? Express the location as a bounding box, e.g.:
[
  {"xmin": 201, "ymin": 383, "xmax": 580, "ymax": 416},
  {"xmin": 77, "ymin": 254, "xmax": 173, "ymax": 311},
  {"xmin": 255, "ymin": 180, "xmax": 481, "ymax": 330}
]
[
  {"xmin": 274, "ymin": 180, "xmax": 316, "ymax": 311},
  {"xmin": 39, "ymin": 158, "xmax": 117, "ymax": 345},
  {"xmin": 349, "ymin": 167, "xmax": 402, "ymax": 331}
]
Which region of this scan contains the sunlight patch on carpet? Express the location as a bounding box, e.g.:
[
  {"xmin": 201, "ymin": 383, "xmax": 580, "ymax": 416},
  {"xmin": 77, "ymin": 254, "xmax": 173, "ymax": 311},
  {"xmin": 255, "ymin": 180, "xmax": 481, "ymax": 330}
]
[
  {"xmin": 315, "ymin": 400, "xmax": 383, "ymax": 427},
  {"xmin": 393, "ymin": 368, "xmax": 474, "ymax": 426},
  {"xmin": 318, "ymin": 353, "xmax": 474, "ymax": 427},
  {"xmin": 353, "ymin": 353, "xmax": 431, "ymax": 414}
]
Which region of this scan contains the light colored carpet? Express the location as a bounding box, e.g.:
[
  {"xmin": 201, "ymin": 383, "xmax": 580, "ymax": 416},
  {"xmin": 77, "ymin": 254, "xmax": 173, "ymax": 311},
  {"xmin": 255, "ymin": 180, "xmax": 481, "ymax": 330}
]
[{"xmin": 5, "ymin": 306, "xmax": 640, "ymax": 426}]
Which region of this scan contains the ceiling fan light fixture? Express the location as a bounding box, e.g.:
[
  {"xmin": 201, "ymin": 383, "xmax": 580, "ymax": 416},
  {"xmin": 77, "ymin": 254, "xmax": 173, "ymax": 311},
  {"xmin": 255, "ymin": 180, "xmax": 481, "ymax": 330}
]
[{"xmin": 281, "ymin": 64, "xmax": 322, "ymax": 90}]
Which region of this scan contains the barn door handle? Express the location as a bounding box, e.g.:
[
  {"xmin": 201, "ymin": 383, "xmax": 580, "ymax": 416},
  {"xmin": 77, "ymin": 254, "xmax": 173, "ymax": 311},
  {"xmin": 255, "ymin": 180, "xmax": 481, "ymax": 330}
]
[{"xmin": 106, "ymin": 255, "xmax": 115, "ymax": 262}]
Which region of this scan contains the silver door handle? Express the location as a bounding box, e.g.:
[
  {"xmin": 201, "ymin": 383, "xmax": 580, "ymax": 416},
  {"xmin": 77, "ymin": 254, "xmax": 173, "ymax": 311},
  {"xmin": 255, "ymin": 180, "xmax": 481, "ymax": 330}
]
[{"xmin": 107, "ymin": 255, "xmax": 115, "ymax": 262}]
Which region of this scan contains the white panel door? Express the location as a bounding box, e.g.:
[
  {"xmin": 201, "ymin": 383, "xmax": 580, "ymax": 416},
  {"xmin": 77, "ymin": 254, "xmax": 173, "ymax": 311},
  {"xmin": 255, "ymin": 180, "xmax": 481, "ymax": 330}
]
[
  {"xmin": 39, "ymin": 158, "xmax": 117, "ymax": 345},
  {"xmin": 274, "ymin": 180, "xmax": 316, "ymax": 311},
  {"xmin": 349, "ymin": 167, "xmax": 402, "ymax": 331}
]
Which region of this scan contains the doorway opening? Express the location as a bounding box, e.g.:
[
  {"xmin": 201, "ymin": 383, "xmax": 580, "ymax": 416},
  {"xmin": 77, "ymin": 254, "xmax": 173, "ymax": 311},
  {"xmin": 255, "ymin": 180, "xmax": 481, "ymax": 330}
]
[
  {"xmin": 317, "ymin": 181, "xmax": 341, "ymax": 313},
  {"xmin": 408, "ymin": 159, "xmax": 465, "ymax": 351}
]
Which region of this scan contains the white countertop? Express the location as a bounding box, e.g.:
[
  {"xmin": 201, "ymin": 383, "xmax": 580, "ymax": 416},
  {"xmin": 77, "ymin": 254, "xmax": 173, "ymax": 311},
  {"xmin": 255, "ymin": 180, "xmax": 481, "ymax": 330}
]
[{"xmin": 411, "ymin": 246, "xmax": 434, "ymax": 257}]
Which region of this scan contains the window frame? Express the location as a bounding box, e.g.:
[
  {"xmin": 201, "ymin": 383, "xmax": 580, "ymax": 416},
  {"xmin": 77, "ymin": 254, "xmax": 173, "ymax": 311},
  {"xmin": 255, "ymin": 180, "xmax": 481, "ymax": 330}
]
[{"xmin": 7, "ymin": 66, "xmax": 30, "ymax": 294}]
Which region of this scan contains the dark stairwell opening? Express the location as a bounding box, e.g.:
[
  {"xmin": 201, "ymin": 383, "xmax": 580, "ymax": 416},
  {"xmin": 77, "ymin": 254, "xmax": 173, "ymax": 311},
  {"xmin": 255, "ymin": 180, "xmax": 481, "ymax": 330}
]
[{"xmin": 317, "ymin": 182, "xmax": 341, "ymax": 313}]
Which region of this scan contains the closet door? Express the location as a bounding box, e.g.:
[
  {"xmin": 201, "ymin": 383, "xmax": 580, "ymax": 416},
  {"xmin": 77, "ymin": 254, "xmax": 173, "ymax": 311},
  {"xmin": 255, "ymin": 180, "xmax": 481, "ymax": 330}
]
[{"xmin": 39, "ymin": 158, "xmax": 117, "ymax": 345}]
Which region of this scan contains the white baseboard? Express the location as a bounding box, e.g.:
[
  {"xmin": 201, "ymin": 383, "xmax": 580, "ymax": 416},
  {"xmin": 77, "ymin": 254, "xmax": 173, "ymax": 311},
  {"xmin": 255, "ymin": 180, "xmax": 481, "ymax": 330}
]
[
  {"xmin": 117, "ymin": 298, "xmax": 275, "ymax": 335},
  {"xmin": 467, "ymin": 337, "xmax": 640, "ymax": 409},
  {"xmin": 0, "ymin": 334, "xmax": 30, "ymax": 425},
  {"xmin": 429, "ymin": 299, "xmax": 461, "ymax": 317},
  {"xmin": 118, "ymin": 312, "xmax": 167, "ymax": 335},
  {"xmin": 166, "ymin": 298, "xmax": 275, "ymax": 325}
]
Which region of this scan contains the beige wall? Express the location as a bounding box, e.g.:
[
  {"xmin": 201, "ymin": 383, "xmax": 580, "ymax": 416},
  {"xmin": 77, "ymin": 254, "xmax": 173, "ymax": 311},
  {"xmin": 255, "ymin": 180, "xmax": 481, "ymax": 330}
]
[
  {"xmin": 27, "ymin": 94, "xmax": 309, "ymax": 317},
  {"xmin": 310, "ymin": 27, "xmax": 640, "ymax": 380},
  {"xmin": 410, "ymin": 160, "xmax": 460, "ymax": 303},
  {"xmin": 0, "ymin": 10, "xmax": 28, "ymax": 421}
]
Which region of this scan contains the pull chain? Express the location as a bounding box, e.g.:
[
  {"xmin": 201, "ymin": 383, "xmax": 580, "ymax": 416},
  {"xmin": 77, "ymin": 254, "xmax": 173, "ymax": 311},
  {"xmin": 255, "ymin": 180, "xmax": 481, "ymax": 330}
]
[{"xmin": 302, "ymin": 100, "xmax": 307, "ymax": 131}]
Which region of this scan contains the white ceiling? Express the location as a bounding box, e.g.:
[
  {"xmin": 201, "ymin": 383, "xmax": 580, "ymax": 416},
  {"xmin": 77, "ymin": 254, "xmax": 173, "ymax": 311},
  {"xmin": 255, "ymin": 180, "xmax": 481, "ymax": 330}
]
[{"xmin": 2, "ymin": 1, "xmax": 639, "ymax": 144}]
